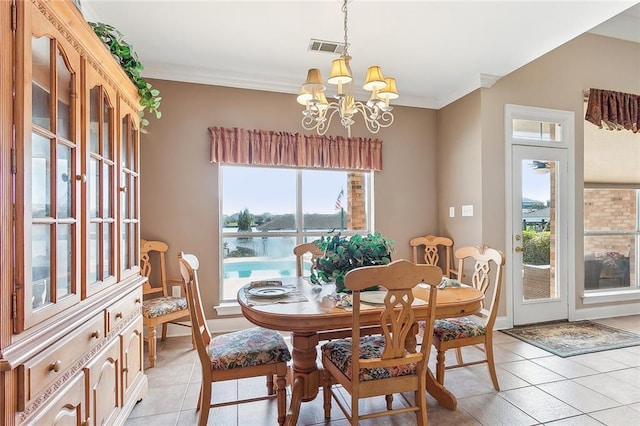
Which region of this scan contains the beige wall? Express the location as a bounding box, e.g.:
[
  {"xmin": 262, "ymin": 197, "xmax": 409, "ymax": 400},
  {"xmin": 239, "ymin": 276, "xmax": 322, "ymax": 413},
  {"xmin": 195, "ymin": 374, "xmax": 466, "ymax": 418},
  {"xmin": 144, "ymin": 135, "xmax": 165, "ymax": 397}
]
[
  {"xmin": 140, "ymin": 81, "xmax": 438, "ymax": 317},
  {"xmin": 478, "ymin": 33, "xmax": 640, "ymax": 313},
  {"xmin": 437, "ymin": 89, "xmax": 483, "ymax": 247},
  {"xmin": 141, "ymin": 32, "xmax": 639, "ymax": 320}
]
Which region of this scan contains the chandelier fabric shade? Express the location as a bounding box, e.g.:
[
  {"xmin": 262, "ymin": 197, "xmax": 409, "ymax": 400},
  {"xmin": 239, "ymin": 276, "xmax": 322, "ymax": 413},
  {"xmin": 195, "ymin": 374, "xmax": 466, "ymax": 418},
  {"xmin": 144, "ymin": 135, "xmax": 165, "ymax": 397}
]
[{"xmin": 298, "ymin": 0, "xmax": 398, "ymax": 136}]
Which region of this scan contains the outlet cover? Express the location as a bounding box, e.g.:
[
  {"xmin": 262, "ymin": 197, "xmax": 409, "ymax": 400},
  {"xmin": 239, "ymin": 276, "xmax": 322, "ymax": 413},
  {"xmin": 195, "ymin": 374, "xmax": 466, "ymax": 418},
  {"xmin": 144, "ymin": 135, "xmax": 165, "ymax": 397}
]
[
  {"xmin": 449, "ymin": 207, "xmax": 455, "ymax": 218},
  {"xmin": 462, "ymin": 204, "xmax": 473, "ymax": 217}
]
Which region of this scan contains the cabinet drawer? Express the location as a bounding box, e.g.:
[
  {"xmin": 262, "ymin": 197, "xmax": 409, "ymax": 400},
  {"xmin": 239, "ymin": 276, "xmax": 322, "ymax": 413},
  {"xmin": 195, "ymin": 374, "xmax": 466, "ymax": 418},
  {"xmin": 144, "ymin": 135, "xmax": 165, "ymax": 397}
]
[
  {"xmin": 27, "ymin": 373, "xmax": 87, "ymax": 426},
  {"xmin": 21, "ymin": 313, "xmax": 105, "ymax": 402},
  {"xmin": 107, "ymin": 288, "xmax": 142, "ymax": 332}
]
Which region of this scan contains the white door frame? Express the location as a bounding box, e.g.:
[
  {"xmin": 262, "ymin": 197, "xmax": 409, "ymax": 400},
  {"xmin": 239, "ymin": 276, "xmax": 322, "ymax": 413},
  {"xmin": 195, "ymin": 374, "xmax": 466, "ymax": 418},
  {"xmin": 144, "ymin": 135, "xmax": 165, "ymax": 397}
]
[{"xmin": 505, "ymin": 104, "xmax": 576, "ymax": 326}]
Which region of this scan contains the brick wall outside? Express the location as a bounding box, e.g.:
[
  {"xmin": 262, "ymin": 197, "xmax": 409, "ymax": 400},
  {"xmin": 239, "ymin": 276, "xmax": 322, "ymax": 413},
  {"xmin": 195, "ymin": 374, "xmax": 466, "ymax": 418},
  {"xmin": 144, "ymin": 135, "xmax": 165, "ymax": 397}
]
[
  {"xmin": 347, "ymin": 172, "xmax": 366, "ymax": 230},
  {"xmin": 584, "ymin": 188, "xmax": 636, "ymax": 285}
]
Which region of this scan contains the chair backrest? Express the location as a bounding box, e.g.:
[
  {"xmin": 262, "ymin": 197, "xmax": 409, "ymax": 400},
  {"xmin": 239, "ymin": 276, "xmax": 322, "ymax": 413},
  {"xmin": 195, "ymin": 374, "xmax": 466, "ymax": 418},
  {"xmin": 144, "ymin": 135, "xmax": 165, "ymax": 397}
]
[
  {"xmin": 409, "ymin": 235, "xmax": 455, "ymax": 278},
  {"xmin": 293, "ymin": 242, "xmax": 323, "ymax": 277},
  {"xmin": 178, "ymin": 253, "xmax": 212, "ymax": 367},
  {"xmin": 455, "ymin": 244, "xmax": 505, "ymax": 330},
  {"xmin": 140, "ymin": 239, "xmax": 170, "ymax": 297},
  {"xmin": 345, "ymin": 259, "xmax": 441, "ymax": 368}
]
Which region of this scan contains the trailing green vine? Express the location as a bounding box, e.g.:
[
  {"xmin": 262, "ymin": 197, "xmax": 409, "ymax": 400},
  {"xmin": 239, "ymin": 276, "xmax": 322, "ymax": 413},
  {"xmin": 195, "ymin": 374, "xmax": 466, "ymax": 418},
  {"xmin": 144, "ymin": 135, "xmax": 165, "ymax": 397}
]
[{"xmin": 88, "ymin": 22, "xmax": 161, "ymax": 130}]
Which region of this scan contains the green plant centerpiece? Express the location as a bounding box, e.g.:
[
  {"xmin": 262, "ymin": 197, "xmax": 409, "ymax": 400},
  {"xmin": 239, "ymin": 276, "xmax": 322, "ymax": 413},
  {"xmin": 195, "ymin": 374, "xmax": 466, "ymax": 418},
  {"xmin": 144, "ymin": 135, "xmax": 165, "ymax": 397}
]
[
  {"xmin": 88, "ymin": 22, "xmax": 161, "ymax": 131},
  {"xmin": 310, "ymin": 232, "xmax": 394, "ymax": 293}
]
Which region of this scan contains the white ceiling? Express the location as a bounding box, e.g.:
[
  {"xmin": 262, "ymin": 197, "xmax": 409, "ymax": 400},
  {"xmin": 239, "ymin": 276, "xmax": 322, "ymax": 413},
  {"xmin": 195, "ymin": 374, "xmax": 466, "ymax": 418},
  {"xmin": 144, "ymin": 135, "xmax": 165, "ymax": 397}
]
[{"xmin": 81, "ymin": 1, "xmax": 640, "ymax": 109}]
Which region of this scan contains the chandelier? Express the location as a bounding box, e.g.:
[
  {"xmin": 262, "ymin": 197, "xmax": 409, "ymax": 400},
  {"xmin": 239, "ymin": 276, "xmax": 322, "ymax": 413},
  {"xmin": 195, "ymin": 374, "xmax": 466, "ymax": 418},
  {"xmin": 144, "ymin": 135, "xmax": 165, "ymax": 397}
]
[{"xmin": 297, "ymin": 0, "xmax": 398, "ymax": 137}]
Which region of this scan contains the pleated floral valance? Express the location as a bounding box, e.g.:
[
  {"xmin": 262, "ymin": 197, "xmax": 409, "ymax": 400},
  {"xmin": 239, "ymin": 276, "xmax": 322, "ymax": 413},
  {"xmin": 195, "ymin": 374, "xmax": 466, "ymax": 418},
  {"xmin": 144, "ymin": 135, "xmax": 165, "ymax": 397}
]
[
  {"xmin": 585, "ymin": 88, "xmax": 640, "ymax": 133},
  {"xmin": 208, "ymin": 127, "xmax": 383, "ymax": 171}
]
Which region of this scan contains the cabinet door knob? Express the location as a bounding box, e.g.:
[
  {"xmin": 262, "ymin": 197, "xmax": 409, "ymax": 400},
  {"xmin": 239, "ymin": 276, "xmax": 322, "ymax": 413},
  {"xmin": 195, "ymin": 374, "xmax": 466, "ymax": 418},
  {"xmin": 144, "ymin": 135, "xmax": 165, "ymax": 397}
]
[
  {"xmin": 135, "ymin": 298, "xmax": 141, "ymax": 304},
  {"xmin": 91, "ymin": 330, "xmax": 101, "ymax": 339},
  {"xmin": 49, "ymin": 360, "xmax": 62, "ymax": 372},
  {"xmin": 75, "ymin": 174, "xmax": 87, "ymax": 182},
  {"xmin": 115, "ymin": 312, "xmax": 123, "ymax": 319},
  {"xmin": 119, "ymin": 186, "xmax": 127, "ymax": 193},
  {"xmin": 82, "ymin": 417, "xmax": 91, "ymax": 426}
]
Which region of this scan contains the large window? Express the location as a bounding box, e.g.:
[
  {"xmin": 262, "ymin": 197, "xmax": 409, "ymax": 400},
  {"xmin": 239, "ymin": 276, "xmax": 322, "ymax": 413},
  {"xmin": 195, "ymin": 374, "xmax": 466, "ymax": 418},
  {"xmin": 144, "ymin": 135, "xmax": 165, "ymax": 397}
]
[
  {"xmin": 220, "ymin": 165, "xmax": 372, "ymax": 300},
  {"xmin": 584, "ymin": 187, "xmax": 638, "ymax": 292}
]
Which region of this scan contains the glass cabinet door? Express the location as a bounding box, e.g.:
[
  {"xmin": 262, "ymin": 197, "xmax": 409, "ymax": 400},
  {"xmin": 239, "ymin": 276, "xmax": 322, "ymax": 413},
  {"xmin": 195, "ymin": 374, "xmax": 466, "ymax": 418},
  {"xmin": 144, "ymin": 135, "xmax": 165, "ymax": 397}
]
[
  {"xmin": 22, "ymin": 31, "xmax": 81, "ymax": 330},
  {"xmin": 119, "ymin": 108, "xmax": 140, "ymax": 276},
  {"xmin": 84, "ymin": 79, "xmax": 117, "ymax": 297}
]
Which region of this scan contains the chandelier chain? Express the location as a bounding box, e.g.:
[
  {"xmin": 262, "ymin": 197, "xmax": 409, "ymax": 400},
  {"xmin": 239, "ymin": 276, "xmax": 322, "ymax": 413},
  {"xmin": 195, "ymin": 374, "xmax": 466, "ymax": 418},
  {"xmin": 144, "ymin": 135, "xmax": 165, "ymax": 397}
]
[{"xmin": 342, "ymin": 0, "xmax": 349, "ymax": 57}]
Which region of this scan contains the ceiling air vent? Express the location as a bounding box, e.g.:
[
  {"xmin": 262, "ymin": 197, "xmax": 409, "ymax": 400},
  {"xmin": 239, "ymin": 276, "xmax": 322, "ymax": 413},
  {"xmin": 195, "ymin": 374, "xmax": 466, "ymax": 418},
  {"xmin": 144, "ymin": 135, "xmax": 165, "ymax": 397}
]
[{"xmin": 308, "ymin": 39, "xmax": 347, "ymax": 54}]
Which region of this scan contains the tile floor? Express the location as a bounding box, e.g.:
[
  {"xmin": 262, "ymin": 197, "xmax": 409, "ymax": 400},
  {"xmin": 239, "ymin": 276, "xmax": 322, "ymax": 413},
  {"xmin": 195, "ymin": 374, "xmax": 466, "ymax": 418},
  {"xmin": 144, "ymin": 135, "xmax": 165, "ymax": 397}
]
[{"xmin": 125, "ymin": 315, "xmax": 640, "ymax": 425}]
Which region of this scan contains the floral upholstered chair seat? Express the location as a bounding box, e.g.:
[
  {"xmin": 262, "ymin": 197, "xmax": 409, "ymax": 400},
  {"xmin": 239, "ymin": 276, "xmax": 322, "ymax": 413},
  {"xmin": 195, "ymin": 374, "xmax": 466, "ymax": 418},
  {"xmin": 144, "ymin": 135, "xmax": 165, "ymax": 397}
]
[
  {"xmin": 433, "ymin": 316, "xmax": 486, "ymax": 342},
  {"xmin": 142, "ymin": 296, "xmax": 188, "ymax": 319},
  {"xmin": 322, "ymin": 335, "xmax": 416, "ymax": 381},
  {"xmin": 209, "ymin": 327, "xmax": 292, "ymax": 370}
]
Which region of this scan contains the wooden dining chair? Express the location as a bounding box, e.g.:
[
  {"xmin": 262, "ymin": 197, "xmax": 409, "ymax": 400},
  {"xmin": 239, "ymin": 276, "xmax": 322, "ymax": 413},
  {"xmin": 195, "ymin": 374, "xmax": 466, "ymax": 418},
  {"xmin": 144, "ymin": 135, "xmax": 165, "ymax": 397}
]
[
  {"xmin": 178, "ymin": 252, "xmax": 291, "ymax": 426},
  {"xmin": 293, "ymin": 241, "xmax": 323, "ymax": 277},
  {"xmin": 432, "ymin": 244, "xmax": 505, "ymax": 391},
  {"xmin": 410, "ymin": 235, "xmax": 459, "ymax": 279},
  {"xmin": 321, "ymin": 259, "xmax": 441, "ymax": 425},
  {"xmin": 140, "ymin": 239, "xmax": 191, "ymax": 367}
]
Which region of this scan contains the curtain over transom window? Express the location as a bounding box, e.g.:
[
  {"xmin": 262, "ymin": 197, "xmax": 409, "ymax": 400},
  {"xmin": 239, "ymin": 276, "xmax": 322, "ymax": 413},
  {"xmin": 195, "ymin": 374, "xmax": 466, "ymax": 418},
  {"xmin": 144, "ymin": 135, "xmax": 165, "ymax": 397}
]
[{"xmin": 585, "ymin": 88, "xmax": 640, "ymax": 133}]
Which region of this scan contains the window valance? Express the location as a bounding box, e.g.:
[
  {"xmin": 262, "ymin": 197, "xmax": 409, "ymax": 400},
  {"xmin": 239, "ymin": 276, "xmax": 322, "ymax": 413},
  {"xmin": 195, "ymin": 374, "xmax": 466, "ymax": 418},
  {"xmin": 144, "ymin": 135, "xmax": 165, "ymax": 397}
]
[
  {"xmin": 585, "ymin": 88, "xmax": 640, "ymax": 133},
  {"xmin": 208, "ymin": 127, "xmax": 382, "ymax": 171}
]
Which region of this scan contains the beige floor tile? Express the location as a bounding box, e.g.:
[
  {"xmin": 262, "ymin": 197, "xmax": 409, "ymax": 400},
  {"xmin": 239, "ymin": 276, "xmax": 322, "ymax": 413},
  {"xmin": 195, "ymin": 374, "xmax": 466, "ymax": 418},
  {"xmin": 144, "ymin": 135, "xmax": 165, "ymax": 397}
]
[
  {"xmin": 130, "ymin": 314, "xmax": 640, "ymax": 425},
  {"xmin": 128, "ymin": 382, "xmax": 188, "ymax": 418},
  {"xmin": 497, "ymin": 340, "xmax": 554, "ymax": 359},
  {"xmin": 570, "ymin": 352, "xmax": 634, "ymax": 373},
  {"xmin": 537, "ymin": 380, "xmax": 620, "ymax": 413},
  {"xmin": 600, "ymin": 347, "xmax": 640, "ymax": 367},
  {"xmin": 438, "ymin": 363, "xmax": 528, "ymax": 398},
  {"xmin": 498, "ymin": 359, "xmax": 566, "ymax": 384},
  {"xmin": 500, "ymin": 386, "xmax": 581, "ymax": 423},
  {"xmin": 573, "ymin": 373, "xmax": 640, "ymax": 405},
  {"xmin": 458, "ymin": 393, "xmax": 538, "ymax": 425},
  {"xmin": 124, "ymin": 412, "xmax": 179, "ymax": 425},
  {"xmin": 544, "ymin": 414, "xmax": 605, "ymax": 425},
  {"xmin": 588, "ymin": 405, "xmax": 640, "ymax": 426},
  {"xmin": 531, "ymin": 355, "xmax": 600, "ymax": 379},
  {"xmin": 494, "ymin": 331, "xmax": 522, "ymax": 344},
  {"xmin": 145, "ymin": 360, "xmax": 195, "ymax": 387},
  {"xmin": 593, "ymin": 315, "xmax": 640, "ymax": 333}
]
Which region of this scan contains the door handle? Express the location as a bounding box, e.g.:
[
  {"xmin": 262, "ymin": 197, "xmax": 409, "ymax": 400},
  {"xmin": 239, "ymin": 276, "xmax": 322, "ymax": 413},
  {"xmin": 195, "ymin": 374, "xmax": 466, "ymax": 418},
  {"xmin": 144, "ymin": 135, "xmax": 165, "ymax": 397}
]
[{"xmin": 515, "ymin": 246, "xmax": 524, "ymax": 253}]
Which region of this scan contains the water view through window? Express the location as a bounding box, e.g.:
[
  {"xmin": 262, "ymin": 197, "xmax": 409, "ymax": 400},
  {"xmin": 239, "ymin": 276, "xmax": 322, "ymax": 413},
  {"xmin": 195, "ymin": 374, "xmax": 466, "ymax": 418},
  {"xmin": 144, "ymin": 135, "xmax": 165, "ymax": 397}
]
[{"xmin": 220, "ymin": 165, "xmax": 371, "ymax": 300}]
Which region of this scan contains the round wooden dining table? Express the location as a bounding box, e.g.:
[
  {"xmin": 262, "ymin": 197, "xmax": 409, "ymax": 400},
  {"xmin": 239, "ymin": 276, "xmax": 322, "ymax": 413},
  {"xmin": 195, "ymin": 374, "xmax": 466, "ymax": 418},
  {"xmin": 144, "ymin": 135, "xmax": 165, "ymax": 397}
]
[{"xmin": 238, "ymin": 277, "xmax": 484, "ymax": 426}]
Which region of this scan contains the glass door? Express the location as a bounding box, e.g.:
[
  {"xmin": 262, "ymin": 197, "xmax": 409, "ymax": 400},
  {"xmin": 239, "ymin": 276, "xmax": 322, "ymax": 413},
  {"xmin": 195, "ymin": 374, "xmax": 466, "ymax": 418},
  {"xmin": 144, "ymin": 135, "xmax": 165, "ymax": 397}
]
[{"xmin": 512, "ymin": 145, "xmax": 568, "ymax": 324}]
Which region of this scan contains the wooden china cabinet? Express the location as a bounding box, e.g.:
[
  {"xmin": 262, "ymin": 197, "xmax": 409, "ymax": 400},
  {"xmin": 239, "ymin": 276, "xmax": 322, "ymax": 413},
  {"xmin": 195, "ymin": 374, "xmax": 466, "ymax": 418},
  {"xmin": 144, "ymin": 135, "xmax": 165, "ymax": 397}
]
[{"xmin": 0, "ymin": 0, "xmax": 148, "ymax": 424}]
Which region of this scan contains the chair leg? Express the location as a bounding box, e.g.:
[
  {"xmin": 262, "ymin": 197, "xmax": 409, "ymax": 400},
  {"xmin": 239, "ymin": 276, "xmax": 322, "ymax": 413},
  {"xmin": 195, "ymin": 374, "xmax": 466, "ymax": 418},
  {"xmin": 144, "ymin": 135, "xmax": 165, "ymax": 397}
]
[
  {"xmin": 198, "ymin": 381, "xmax": 211, "ymax": 426},
  {"xmin": 322, "ymin": 370, "xmax": 332, "ymax": 419},
  {"xmin": 455, "ymin": 347, "xmax": 464, "ymax": 365},
  {"xmin": 266, "ymin": 373, "xmax": 275, "ymax": 395},
  {"xmin": 436, "ymin": 348, "xmax": 446, "ymax": 385},
  {"xmin": 485, "ymin": 341, "xmax": 500, "ymax": 391},
  {"xmin": 161, "ymin": 323, "xmax": 168, "ymax": 341},
  {"xmin": 415, "ymin": 385, "xmax": 427, "ymax": 426},
  {"xmin": 385, "ymin": 394, "xmax": 393, "ymax": 410},
  {"xmin": 147, "ymin": 325, "xmax": 157, "ymax": 368},
  {"xmin": 276, "ymin": 369, "xmax": 287, "ymax": 426}
]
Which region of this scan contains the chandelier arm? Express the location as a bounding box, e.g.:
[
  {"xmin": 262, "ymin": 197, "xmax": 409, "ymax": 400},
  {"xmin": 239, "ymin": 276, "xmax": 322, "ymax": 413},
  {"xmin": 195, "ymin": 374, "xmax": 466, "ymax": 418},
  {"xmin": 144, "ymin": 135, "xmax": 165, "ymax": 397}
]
[
  {"xmin": 352, "ymin": 102, "xmax": 395, "ymax": 134},
  {"xmin": 301, "ymin": 104, "xmax": 341, "ymax": 136}
]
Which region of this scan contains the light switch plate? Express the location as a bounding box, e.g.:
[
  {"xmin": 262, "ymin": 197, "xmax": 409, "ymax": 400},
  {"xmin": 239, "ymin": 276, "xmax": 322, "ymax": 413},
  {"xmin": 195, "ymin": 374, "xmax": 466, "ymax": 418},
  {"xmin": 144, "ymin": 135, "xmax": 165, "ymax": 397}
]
[
  {"xmin": 449, "ymin": 207, "xmax": 455, "ymax": 218},
  {"xmin": 462, "ymin": 204, "xmax": 473, "ymax": 217}
]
